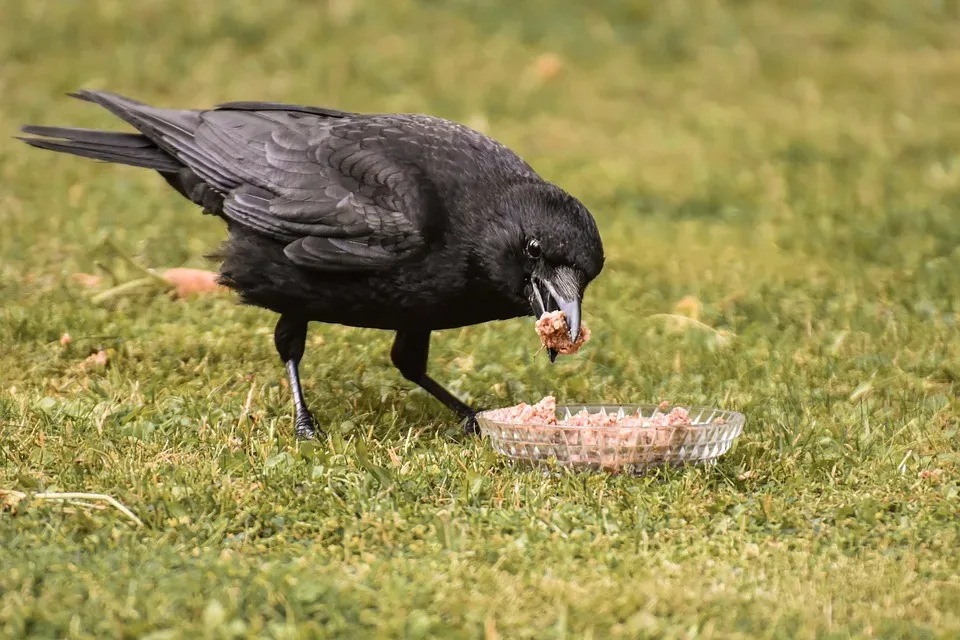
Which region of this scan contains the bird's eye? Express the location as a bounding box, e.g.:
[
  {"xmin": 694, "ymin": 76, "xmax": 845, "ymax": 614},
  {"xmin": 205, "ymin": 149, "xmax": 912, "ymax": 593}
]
[{"xmin": 525, "ymin": 238, "xmax": 542, "ymax": 259}]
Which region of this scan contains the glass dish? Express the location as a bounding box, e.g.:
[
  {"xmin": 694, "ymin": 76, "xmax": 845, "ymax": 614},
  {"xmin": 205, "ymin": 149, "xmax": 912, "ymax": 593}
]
[{"xmin": 476, "ymin": 404, "xmax": 745, "ymax": 475}]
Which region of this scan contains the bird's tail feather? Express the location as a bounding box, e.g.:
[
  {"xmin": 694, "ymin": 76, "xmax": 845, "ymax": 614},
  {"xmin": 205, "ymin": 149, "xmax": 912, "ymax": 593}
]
[
  {"xmin": 18, "ymin": 89, "xmax": 200, "ymax": 172},
  {"xmin": 65, "ymin": 89, "xmax": 201, "ymax": 154},
  {"xmin": 17, "ymin": 124, "xmax": 182, "ymax": 171}
]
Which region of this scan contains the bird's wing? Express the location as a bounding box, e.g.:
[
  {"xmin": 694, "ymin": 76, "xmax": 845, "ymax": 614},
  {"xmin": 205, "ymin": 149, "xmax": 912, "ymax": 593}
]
[
  {"xmin": 206, "ymin": 110, "xmax": 438, "ymax": 271},
  {"xmin": 209, "ymin": 112, "xmax": 435, "ymax": 271},
  {"xmin": 144, "ymin": 105, "xmax": 437, "ymax": 272}
]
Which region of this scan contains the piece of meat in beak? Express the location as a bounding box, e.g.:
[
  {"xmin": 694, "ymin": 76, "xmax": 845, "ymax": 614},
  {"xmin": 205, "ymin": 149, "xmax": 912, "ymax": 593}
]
[{"xmin": 529, "ymin": 265, "xmax": 583, "ymax": 362}]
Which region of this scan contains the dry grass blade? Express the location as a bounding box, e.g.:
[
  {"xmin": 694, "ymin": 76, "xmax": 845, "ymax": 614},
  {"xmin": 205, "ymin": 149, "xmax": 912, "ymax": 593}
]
[
  {"xmin": 90, "ymin": 277, "xmax": 163, "ymax": 304},
  {"xmin": 3, "ymin": 491, "xmax": 145, "ymax": 528},
  {"xmin": 644, "ymin": 313, "xmax": 736, "ymax": 343}
]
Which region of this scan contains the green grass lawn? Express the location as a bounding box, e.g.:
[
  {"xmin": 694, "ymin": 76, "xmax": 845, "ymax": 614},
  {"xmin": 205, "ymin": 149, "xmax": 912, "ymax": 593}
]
[{"xmin": 2, "ymin": 1, "xmax": 959, "ymax": 637}]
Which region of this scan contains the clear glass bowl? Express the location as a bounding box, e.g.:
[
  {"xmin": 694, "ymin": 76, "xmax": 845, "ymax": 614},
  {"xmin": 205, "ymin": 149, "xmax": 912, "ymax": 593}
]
[{"xmin": 476, "ymin": 404, "xmax": 745, "ymax": 475}]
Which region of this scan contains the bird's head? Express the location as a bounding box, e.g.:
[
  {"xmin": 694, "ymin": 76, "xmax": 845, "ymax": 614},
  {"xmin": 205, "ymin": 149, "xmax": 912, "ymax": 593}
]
[{"xmin": 478, "ymin": 181, "xmax": 605, "ymax": 361}]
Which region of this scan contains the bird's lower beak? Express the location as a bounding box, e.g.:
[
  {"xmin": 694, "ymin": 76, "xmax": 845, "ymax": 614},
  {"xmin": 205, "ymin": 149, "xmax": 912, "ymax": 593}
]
[{"xmin": 530, "ymin": 275, "xmax": 582, "ymax": 364}]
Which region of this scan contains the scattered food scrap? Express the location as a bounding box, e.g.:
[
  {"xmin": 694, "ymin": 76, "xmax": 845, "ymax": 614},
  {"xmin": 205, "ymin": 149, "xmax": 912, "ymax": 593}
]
[
  {"xmin": 78, "ymin": 349, "xmax": 109, "ymax": 372},
  {"xmin": 70, "ymin": 273, "xmax": 102, "ymax": 288},
  {"xmin": 161, "ymin": 268, "xmax": 225, "ymax": 297}
]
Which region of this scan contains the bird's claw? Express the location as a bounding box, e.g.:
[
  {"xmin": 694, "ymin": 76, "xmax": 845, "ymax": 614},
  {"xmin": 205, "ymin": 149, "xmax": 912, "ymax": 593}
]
[
  {"xmin": 295, "ymin": 409, "xmax": 321, "ymax": 440},
  {"xmin": 462, "ymin": 411, "xmax": 481, "ymax": 437}
]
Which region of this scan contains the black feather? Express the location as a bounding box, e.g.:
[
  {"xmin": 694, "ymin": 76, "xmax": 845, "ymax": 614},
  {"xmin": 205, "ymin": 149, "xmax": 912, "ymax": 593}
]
[{"xmin": 17, "ymin": 125, "xmax": 181, "ymax": 171}]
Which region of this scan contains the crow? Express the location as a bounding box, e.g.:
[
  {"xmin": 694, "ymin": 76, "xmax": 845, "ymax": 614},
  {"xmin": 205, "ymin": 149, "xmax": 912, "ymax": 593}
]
[{"xmin": 18, "ymin": 90, "xmax": 605, "ymax": 439}]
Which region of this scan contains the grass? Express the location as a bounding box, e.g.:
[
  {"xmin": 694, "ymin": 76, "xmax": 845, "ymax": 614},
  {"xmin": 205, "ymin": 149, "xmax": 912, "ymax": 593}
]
[{"xmin": 1, "ymin": 0, "xmax": 959, "ymax": 637}]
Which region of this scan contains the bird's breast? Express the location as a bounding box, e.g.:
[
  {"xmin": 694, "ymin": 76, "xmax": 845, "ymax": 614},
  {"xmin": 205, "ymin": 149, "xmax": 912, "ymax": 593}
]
[{"xmin": 219, "ymin": 235, "xmax": 525, "ymax": 331}]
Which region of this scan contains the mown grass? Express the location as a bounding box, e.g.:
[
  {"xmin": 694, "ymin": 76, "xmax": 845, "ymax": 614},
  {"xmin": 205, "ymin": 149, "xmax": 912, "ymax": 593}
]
[{"xmin": 1, "ymin": 1, "xmax": 959, "ymax": 638}]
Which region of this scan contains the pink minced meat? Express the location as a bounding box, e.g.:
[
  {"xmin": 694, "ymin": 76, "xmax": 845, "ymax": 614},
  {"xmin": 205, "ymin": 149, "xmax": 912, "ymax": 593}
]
[
  {"xmin": 486, "ymin": 396, "xmax": 700, "ymax": 456},
  {"xmin": 488, "ymin": 395, "xmax": 559, "ymax": 425},
  {"xmin": 535, "ymin": 311, "xmax": 590, "ymax": 355},
  {"xmin": 487, "ymin": 395, "xmax": 694, "ymax": 427}
]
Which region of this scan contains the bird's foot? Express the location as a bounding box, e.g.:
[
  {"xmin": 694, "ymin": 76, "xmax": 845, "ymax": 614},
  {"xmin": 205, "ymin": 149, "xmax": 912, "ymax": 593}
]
[
  {"xmin": 462, "ymin": 410, "xmax": 482, "ymax": 437},
  {"xmin": 295, "ymin": 409, "xmax": 321, "ymax": 440}
]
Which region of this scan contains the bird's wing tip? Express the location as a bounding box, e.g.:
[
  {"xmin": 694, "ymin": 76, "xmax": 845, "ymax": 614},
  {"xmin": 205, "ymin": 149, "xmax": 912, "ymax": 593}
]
[
  {"xmin": 19, "ymin": 125, "xmax": 51, "ymax": 137},
  {"xmin": 67, "ymin": 89, "xmax": 95, "ymax": 102}
]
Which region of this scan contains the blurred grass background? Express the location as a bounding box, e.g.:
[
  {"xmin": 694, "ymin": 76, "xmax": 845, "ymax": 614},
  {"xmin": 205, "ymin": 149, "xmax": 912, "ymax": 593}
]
[{"xmin": 1, "ymin": 0, "xmax": 959, "ymax": 637}]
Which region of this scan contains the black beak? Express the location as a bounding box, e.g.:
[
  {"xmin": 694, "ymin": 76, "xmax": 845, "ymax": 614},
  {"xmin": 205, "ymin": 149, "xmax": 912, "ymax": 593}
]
[{"xmin": 530, "ymin": 273, "xmax": 582, "ymax": 363}]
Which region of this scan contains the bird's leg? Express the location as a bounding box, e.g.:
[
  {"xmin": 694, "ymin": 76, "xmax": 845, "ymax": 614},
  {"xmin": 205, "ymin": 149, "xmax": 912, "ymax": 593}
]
[
  {"xmin": 274, "ymin": 315, "xmax": 320, "ymax": 440},
  {"xmin": 390, "ymin": 329, "xmax": 480, "ymax": 435}
]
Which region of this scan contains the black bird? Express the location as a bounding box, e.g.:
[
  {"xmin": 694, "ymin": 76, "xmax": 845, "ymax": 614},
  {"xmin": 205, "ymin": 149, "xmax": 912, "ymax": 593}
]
[{"xmin": 18, "ymin": 90, "xmax": 604, "ymax": 438}]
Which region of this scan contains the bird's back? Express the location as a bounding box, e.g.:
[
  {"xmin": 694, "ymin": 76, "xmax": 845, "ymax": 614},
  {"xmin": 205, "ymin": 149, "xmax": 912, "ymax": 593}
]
[{"xmin": 215, "ymin": 109, "xmax": 539, "ymax": 208}]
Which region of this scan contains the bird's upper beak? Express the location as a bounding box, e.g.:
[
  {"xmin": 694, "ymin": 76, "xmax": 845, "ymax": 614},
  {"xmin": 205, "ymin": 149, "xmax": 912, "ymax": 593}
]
[{"xmin": 530, "ymin": 266, "xmax": 582, "ymax": 363}]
